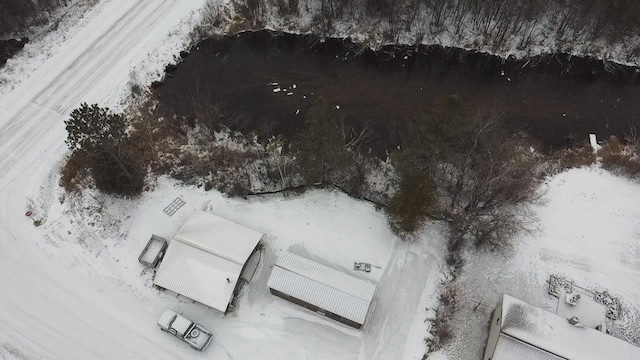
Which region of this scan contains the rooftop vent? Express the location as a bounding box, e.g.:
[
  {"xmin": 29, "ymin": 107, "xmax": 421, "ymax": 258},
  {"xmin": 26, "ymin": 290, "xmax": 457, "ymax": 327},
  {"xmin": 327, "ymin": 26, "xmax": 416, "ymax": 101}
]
[{"xmin": 568, "ymin": 316, "xmax": 584, "ymax": 327}]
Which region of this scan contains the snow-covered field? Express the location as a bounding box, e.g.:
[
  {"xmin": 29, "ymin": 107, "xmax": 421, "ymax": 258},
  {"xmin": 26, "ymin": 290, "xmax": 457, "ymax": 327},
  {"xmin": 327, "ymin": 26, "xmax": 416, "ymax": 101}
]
[
  {"xmin": 2, "ymin": 0, "xmax": 640, "ymax": 359},
  {"xmin": 437, "ymin": 167, "xmax": 640, "ymax": 359}
]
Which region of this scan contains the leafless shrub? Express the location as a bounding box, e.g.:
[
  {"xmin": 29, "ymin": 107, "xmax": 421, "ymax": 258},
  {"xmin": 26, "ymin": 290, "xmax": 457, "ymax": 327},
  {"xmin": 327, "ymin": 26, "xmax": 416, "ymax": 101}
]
[
  {"xmin": 548, "ymin": 142, "xmax": 597, "ymax": 173},
  {"xmin": 126, "ymin": 102, "xmax": 173, "ymax": 166},
  {"xmin": 270, "ymin": 0, "xmax": 300, "ymax": 17},
  {"xmin": 292, "ymin": 97, "xmax": 356, "ymax": 185},
  {"xmin": 310, "ymin": 10, "xmax": 334, "ymax": 36},
  {"xmin": 192, "ymin": 94, "xmax": 246, "ymax": 136},
  {"xmin": 202, "ymin": 1, "xmax": 224, "ymax": 29},
  {"xmin": 386, "ymin": 173, "xmax": 438, "ymax": 239},
  {"xmin": 264, "ymin": 135, "xmax": 298, "ymax": 188},
  {"xmin": 168, "ymin": 142, "xmax": 261, "ymax": 194},
  {"xmin": 425, "ymin": 284, "xmax": 459, "ymax": 353},
  {"xmin": 231, "ymin": 0, "xmax": 263, "ymax": 26},
  {"xmin": 599, "ymin": 136, "xmax": 640, "ymax": 178}
]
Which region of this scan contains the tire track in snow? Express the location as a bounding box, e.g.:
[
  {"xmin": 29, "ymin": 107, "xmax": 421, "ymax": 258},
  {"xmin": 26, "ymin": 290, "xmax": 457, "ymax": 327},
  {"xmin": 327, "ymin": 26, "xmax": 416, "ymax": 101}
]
[
  {"xmin": 358, "ymin": 241, "xmax": 436, "ymax": 360},
  {"xmin": 0, "ymin": 0, "xmax": 179, "ymax": 191},
  {"xmin": 0, "ymin": 0, "xmax": 145, "ymax": 142}
]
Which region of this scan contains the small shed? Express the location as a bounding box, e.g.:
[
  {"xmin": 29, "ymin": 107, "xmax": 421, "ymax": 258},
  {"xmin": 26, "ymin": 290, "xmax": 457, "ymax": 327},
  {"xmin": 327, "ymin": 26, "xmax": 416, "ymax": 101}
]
[
  {"xmin": 267, "ymin": 252, "xmax": 376, "ymax": 329},
  {"xmin": 138, "ymin": 235, "xmax": 168, "ymax": 268},
  {"xmin": 153, "ymin": 210, "xmax": 264, "ymax": 313}
]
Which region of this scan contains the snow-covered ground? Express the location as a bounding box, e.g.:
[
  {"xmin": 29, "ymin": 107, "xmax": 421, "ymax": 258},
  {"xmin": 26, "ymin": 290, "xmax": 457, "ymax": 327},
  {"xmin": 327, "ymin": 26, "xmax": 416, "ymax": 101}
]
[
  {"xmin": 0, "ymin": 3, "xmax": 445, "ymax": 358},
  {"xmin": 438, "ymin": 167, "xmax": 640, "ymax": 359},
  {"xmin": 2, "ymin": 0, "xmax": 640, "ymax": 359},
  {"xmin": 19, "ymin": 175, "xmax": 447, "ymax": 359}
]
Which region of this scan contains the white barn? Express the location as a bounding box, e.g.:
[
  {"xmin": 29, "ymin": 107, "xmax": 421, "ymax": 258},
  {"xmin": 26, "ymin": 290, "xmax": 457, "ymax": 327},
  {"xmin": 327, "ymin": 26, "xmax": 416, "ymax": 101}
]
[
  {"xmin": 267, "ymin": 252, "xmax": 376, "ymax": 329},
  {"xmin": 153, "ymin": 210, "xmax": 264, "ymax": 313},
  {"xmin": 484, "ymin": 294, "xmax": 640, "ymax": 360}
]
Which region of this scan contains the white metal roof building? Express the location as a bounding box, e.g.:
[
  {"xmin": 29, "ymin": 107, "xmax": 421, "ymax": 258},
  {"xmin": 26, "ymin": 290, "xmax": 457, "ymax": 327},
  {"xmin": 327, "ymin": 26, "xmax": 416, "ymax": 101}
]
[
  {"xmin": 484, "ymin": 294, "xmax": 640, "ymax": 360},
  {"xmin": 267, "ymin": 252, "xmax": 376, "ymax": 329},
  {"xmin": 153, "ymin": 211, "xmax": 264, "ymax": 313}
]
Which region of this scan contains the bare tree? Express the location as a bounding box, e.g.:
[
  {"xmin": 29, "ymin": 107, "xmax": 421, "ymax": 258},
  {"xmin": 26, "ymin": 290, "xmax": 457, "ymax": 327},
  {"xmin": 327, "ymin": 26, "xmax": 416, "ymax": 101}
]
[
  {"xmin": 391, "ymin": 96, "xmax": 541, "ymax": 264},
  {"xmin": 292, "ymin": 97, "xmax": 355, "ymax": 185}
]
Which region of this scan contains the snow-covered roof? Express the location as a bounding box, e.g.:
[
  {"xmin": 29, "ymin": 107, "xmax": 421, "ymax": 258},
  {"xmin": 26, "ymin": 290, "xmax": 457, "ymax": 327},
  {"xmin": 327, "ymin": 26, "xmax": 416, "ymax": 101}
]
[
  {"xmin": 171, "ymin": 314, "xmax": 193, "ymax": 337},
  {"xmin": 499, "ymin": 295, "xmax": 640, "ymax": 360},
  {"xmin": 492, "ymin": 334, "xmax": 564, "ymax": 360},
  {"xmin": 267, "ymin": 252, "xmax": 376, "ymax": 325},
  {"xmin": 153, "ymin": 211, "xmax": 263, "ymax": 312},
  {"xmin": 173, "ymin": 210, "xmax": 263, "ymax": 264},
  {"xmin": 157, "ymin": 310, "xmax": 177, "ymax": 329},
  {"xmin": 154, "ymin": 239, "xmax": 241, "ymax": 311}
]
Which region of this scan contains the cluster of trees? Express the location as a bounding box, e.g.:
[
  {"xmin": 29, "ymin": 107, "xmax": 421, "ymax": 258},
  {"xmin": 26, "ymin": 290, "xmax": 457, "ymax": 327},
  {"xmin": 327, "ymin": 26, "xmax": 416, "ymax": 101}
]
[
  {"xmin": 231, "ymin": 0, "xmax": 640, "ymax": 50},
  {"xmin": 387, "ymin": 96, "xmax": 541, "ymax": 265},
  {"xmin": 62, "ymin": 96, "xmax": 541, "ymax": 259},
  {"xmin": 0, "ymin": 0, "xmax": 68, "ymax": 35}
]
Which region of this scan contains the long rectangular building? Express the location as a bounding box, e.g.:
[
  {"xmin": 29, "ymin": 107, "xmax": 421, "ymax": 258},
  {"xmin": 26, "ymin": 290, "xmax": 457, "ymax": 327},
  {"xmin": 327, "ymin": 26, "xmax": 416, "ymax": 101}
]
[{"xmin": 267, "ymin": 252, "xmax": 376, "ymax": 329}]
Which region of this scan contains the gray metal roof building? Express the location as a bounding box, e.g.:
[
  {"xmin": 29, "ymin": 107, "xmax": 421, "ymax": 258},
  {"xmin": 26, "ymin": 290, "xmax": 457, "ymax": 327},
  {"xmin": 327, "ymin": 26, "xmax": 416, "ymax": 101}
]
[
  {"xmin": 154, "ymin": 210, "xmax": 263, "ymax": 313},
  {"xmin": 267, "ymin": 252, "xmax": 376, "ymax": 329}
]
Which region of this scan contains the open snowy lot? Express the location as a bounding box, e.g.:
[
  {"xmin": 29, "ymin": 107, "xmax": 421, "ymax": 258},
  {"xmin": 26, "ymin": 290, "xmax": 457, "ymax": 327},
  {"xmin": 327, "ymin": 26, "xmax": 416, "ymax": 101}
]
[
  {"xmin": 437, "ymin": 167, "xmax": 640, "ymax": 359},
  {"xmin": 3, "ymin": 172, "xmax": 446, "ymax": 359}
]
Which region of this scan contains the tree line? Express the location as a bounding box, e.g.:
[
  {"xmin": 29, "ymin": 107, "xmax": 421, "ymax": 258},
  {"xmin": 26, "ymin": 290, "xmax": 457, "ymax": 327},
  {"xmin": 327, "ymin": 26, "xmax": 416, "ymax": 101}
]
[
  {"xmin": 230, "ymin": 0, "xmax": 640, "ymax": 53},
  {"xmin": 0, "ymin": 0, "xmax": 68, "ymax": 35}
]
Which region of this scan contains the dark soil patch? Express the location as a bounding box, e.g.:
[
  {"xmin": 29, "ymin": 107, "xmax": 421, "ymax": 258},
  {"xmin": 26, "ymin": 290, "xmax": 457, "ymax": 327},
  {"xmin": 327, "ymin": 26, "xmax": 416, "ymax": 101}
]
[
  {"xmin": 155, "ymin": 30, "xmax": 640, "ymax": 154},
  {"xmin": 0, "ymin": 37, "xmax": 28, "ymax": 67}
]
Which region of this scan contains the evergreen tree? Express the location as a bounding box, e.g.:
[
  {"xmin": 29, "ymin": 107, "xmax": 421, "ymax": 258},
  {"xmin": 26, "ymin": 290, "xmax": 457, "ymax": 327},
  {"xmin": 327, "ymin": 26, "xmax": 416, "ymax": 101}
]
[{"xmin": 65, "ymin": 103, "xmax": 144, "ymax": 195}]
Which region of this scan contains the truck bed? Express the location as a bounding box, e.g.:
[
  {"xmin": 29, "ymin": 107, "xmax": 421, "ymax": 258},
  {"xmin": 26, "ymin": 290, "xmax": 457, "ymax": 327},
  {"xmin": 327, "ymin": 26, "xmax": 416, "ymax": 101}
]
[{"xmin": 183, "ymin": 324, "xmax": 213, "ymax": 350}]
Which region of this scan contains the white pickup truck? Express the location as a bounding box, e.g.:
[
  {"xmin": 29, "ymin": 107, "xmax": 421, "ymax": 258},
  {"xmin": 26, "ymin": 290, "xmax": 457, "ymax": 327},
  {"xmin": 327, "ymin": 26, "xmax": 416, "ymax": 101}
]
[{"xmin": 157, "ymin": 310, "xmax": 213, "ymax": 351}]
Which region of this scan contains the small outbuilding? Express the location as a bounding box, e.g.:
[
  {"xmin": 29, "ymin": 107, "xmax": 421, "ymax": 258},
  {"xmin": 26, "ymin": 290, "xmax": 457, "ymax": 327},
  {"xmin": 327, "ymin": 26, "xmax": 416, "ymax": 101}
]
[
  {"xmin": 267, "ymin": 252, "xmax": 376, "ymax": 329},
  {"xmin": 484, "ymin": 294, "xmax": 640, "ymax": 360},
  {"xmin": 153, "ymin": 210, "xmax": 264, "ymax": 313}
]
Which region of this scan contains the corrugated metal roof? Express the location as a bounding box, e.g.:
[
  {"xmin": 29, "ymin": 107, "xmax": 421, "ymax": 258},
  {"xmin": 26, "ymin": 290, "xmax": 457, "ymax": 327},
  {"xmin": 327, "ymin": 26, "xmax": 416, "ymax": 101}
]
[
  {"xmin": 174, "ymin": 210, "xmax": 263, "ymax": 265},
  {"xmin": 492, "ymin": 334, "xmax": 564, "ymax": 360},
  {"xmin": 268, "ymin": 252, "xmax": 376, "ymax": 325},
  {"xmin": 275, "ymin": 252, "xmax": 376, "ymax": 301},
  {"xmin": 500, "ymin": 295, "xmax": 640, "ymax": 360},
  {"xmin": 268, "ymin": 267, "xmax": 372, "ymax": 324},
  {"xmin": 154, "ymin": 239, "xmax": 242, "ymax": 312}
]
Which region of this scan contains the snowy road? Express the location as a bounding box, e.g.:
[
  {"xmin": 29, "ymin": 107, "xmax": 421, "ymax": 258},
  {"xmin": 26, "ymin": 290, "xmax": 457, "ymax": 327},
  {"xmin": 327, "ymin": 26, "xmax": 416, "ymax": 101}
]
[
  {"xmin": 0, "ymin": 0, "xmax": 191, "ymax": 191},
  {"xmin": 0, "ymin": 1, "xmax": 209, "ymax": 358}
]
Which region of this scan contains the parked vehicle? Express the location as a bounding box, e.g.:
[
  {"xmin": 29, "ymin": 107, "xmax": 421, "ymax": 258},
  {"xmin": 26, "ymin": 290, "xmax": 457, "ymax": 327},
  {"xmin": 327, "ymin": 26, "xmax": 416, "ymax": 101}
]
[{"xmin": 157, "ymin": 310, "xmax": 213, "ymax": 351}]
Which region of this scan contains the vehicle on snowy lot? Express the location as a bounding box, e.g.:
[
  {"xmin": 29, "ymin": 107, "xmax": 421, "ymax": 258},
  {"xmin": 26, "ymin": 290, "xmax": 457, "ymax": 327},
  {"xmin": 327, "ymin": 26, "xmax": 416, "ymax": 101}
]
[{"xmin": 157, "ymin": 310, "xmax": 213, "ymax": 351}]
